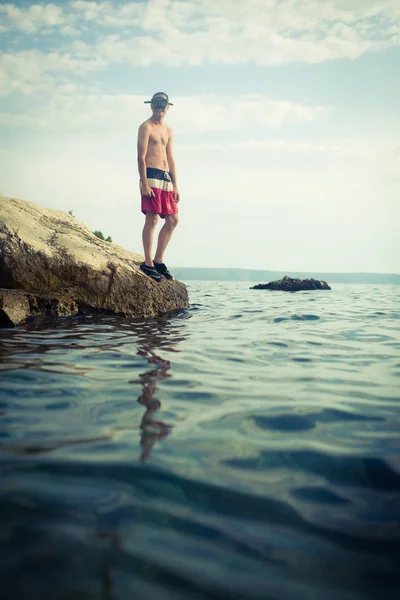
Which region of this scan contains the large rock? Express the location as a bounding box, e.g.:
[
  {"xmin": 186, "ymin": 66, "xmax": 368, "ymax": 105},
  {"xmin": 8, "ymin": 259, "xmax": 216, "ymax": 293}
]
[
  {"xmin": 0, "ymin": 289, "xmax": 78, "ymax": 327},
  {"xmin": 251, "ymin": 275, "xmax": 331, "ymax": 291},
  {"xmin": 0, "ymin": 195, "xmax": 189, "ymax": 327}
]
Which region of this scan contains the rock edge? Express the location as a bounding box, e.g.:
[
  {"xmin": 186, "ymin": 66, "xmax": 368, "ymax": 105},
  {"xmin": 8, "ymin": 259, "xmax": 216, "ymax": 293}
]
[{"xmin": 0, "ymin": 195, "xmax": 189, "ymax": 327}]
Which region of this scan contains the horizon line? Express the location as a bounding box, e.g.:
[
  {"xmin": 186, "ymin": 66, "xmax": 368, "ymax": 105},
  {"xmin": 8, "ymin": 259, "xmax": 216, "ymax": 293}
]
[{"xmin": 170, "ymin": 267, "xmax": 400, "ymax": 276}]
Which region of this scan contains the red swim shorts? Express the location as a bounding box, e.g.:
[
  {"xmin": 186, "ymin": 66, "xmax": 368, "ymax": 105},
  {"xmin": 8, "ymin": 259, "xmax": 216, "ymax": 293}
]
[{"xmin": 141, "ymin": 167, "xmax": 178, "ymax": 218}]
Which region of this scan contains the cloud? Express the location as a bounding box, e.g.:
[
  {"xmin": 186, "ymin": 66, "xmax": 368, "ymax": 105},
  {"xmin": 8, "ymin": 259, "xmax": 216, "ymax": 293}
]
[
  {"xmin": 0, "ymin": 49, "xmax": 107, "ymax": 96},
  {"xmin": 70, "ymin": 0, "xmax": 142, "ymax": 27},
  {"xmin": 169, "ymin": 95, "xmax": 329, "ymax": 133},
  {"xmin": 0, "ymin": 2, "xmax": 65, "ymax": 33},
  {"xmin": 0, "ymin": 91, "xmax": 328, "ymax": 133},
  {"xmin": 0, "ymin": 0, "xmax": 399, "ymax": 70},
  {"xmin": 61, "ymin": 25, "xmax": 81, "ymax": 36},
  {"xmin": 1, "ymin": 1, "xmax": 399, "ymax": 102},
  {"xmin": 62, "ymin": 0, "xmax": 399, "ymax": 67},
  {"xmin": 177, "ymin": 137, "xmax": 400, "ymax": 173}
]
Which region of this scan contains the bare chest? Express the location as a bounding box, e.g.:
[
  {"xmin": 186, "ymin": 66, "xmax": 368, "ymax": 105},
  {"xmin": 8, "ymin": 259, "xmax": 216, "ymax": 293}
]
[{"xmin": 149, "ymin": 127, "xmax": 169, "ymax": 149}]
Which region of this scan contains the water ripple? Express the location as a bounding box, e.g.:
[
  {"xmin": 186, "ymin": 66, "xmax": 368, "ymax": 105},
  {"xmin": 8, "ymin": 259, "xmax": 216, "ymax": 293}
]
[{"xmin": 0, "ymin": 283, "xmax": 399, "ymax": 599}]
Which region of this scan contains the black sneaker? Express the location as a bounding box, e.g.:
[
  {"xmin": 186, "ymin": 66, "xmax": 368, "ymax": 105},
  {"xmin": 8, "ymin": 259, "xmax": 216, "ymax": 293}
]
[
  {"xmin": 153, "ymin": 261, "xmax": 174, "ymax": 280},
  {"xmin": 140, "ymin": 263, "xmax": 162, "ymax": 281}
]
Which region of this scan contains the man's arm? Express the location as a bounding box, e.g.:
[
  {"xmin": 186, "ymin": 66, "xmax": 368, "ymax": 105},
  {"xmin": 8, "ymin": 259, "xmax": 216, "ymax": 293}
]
[
  {"xmin": 166, "ymin": 129, "xmax": 180, "ymax": 202},
  {"xmin": 137, "ymin": 122, "xmax": 155, "ymax": 197}
]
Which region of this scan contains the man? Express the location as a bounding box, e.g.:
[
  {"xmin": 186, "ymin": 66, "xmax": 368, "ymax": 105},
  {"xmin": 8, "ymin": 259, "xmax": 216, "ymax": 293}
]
[{"xmin": 137, "ymin": 92, "xmax": 180, "ymax": 281}]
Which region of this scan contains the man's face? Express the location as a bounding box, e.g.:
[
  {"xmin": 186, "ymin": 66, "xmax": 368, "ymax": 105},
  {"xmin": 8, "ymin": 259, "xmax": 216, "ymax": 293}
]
[{"xmin": 151, "ymin": 95, "xmax": 169, "ymax": 114}]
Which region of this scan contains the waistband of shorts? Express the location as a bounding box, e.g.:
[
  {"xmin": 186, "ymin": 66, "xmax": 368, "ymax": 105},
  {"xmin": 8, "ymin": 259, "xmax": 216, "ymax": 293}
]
[{"xmin": 146, "ymin": 167, "xmax": 172, "ymax": 180}]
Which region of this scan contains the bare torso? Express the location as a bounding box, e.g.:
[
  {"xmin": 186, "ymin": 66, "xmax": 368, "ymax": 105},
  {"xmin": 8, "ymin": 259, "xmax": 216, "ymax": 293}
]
[{"xmin": 144, "ymin": 119, "xmax": 171, "ymax": 171}]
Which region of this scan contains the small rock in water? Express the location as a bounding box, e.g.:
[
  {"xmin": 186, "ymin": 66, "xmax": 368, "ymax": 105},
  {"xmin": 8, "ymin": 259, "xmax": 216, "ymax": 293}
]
[{"xmin": 250, "ymin": 275, "xmax": 331, "ymax": 291}]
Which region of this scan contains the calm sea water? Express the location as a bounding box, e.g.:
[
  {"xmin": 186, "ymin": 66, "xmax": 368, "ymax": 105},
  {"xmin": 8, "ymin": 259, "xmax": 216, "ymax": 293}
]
[{"xmin": 0, "ymin": 282, "xmax": 399, "ymax": 600}]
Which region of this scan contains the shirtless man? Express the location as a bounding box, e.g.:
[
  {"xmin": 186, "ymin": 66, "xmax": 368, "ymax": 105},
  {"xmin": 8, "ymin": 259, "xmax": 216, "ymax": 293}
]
[{"xmin": 137, "ymin": 92, "xmax": 180, "ymax": 281}]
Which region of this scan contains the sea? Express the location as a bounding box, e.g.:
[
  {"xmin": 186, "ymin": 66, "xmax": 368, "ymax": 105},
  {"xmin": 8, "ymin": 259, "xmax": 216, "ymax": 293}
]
[{"xmin": 0, "ymin": 281, "xmax": 399, "ymax": 600}]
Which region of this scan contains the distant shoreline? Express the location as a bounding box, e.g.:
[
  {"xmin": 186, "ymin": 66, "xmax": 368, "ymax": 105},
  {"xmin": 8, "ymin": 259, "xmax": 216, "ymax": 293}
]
[{"xmin": 171, "ymin": 268, "xmax": 400, "ymax": 284}]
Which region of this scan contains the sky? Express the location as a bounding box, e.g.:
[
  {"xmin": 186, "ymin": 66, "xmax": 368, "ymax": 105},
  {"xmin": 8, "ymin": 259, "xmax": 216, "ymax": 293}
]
[{"xmin": 0, "ymin": 0, "xmax": 399, "ymax": 273}]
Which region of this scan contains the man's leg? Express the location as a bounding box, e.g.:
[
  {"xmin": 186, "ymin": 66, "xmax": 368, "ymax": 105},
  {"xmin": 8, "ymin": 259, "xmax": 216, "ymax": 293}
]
[
  {"xmin": 142, "ymin": 212, "xmax": 159, "ymax": 267},
  {"xmin": 154, "ymin": 214, "xmax": 179, "ymax": 264}
]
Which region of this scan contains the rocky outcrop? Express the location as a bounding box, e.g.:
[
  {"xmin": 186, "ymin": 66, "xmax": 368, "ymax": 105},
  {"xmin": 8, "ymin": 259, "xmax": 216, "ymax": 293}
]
[
  {"xmin": 0, "ymin": 289, "xmax": 78, "ymax": 327},
  {"xmin": 251, "ymin": 275, "xmax": 331, "ymax": 291},
  {"xmin": 0, "ymin": 195, "xmax": 189, "ymax": 327}
]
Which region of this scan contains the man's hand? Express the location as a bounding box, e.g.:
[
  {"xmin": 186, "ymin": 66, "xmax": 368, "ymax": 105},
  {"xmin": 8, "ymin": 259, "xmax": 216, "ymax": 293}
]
[
  {"xmin": 142, "ymin": 184, "xmax": 155, "ymax": 198},
  {"xmin": 173, "ymin": 185, "xmax": 180, "ymax": 203}
]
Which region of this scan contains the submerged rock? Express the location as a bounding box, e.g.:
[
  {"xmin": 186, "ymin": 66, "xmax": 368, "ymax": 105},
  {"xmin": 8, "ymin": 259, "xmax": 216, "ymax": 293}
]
[
  {"xmin": 250, "ymin": 275, "xmax": 331, "ymax": 291},
  {"xmin": 0, "ymin": 195, "xmax": 189, "ymax": 327}
]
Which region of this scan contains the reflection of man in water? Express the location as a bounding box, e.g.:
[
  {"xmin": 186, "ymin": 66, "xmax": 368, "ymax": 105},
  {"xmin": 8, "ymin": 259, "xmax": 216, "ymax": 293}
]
[
  {"xmin": 137, "ymin": 351, "xmax": 173, "ymax": 462},
  {"xmin": 133, "ymin": 316, "xmax": 188, "ymax": 461},
  {"xmin": 95, "ymin": 318, "xmax": 188, "ymax": 598}
]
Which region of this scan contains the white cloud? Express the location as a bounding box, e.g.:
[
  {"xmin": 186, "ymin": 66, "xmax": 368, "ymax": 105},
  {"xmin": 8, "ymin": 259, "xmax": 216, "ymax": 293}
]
[
  {"xmin": 169, "ymin": 95, "xmax": 329, "ymax": 133},
  {"xmin": 176, "ymin": 137, "xmax": 400, "ymax": 183},
  {"xmin": 70, "ymin": 0, "xmax": 142, "ymax": 27},
  {"xmin": 67, "ymin": 3, "xmax": 397, "ymax": 68},
  {"xmin": 61, "ymin": 25, "xmax": 81, "ymax": 36},
  {"xmin": 0, "ymin": 0, "xmax": 399, "ymax": 69},
  {"xmin": 0, "ymin": 50, "xmax": 107, "ymax": 96},
  {"xmin": 0, "ymin": 92, "xmax": 328, "ymax": 133},
  {"xmin": 0, "ymin": 2, "xmax": 65, "ymax": 33}
]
